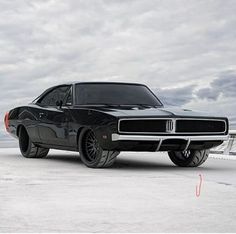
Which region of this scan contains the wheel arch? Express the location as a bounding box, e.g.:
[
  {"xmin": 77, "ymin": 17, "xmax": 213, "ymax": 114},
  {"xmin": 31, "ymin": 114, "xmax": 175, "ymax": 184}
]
[
  {"xmin": 76, "ymin": 127, "xmax": 85, "ymax": 148},
  {"xmin": 16, "ymin": 124, "xmax": 27, "ymax": 137}
]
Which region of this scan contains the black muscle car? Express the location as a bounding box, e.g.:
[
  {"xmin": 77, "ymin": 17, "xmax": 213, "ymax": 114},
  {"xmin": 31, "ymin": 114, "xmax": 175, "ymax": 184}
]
[{"xmin": 4, "ymin": 82, "xmax": 229, "ymax": 168}]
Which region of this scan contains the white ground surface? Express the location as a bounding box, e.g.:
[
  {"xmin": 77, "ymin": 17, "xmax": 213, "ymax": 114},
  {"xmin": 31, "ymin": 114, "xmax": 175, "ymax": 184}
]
[{"xmin": 0, "ymin": 148, "xmax": 236, "ymax": 233}]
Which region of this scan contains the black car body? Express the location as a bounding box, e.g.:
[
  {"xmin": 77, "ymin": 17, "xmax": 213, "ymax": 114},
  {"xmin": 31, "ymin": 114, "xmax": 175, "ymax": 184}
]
[{"xmin": 5, "ymin": 82, "xmax": 229, "ymax": 168}]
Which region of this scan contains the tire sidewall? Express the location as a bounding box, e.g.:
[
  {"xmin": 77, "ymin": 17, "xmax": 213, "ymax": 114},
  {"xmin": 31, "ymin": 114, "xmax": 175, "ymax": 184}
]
[{"xmin": 19, "ymin": 127, "xmax": 33, "ymax": 158}]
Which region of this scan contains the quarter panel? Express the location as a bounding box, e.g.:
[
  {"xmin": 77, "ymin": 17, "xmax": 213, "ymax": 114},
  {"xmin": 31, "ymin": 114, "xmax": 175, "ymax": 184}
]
[{"xmin": 8, "ymin": 106, "xmax": 40, "ymax": 142}]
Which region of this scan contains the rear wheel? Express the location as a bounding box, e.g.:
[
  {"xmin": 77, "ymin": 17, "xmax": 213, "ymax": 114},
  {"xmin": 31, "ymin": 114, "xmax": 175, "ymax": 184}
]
[
  {"xmin": 79, "ymin": 128, "xmax": 119, "ymax": 168},
  {"xmin": 19, "ymin": 126, "xmax": 49, "ymax": 158},
  {"xmin": 168, "ymin": 149, "xmax": 209, "ymax": 167}
]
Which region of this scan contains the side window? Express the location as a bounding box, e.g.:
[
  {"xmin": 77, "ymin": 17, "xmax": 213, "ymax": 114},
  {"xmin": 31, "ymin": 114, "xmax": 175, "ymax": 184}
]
[
  {"xmin": 38, "ymin": 86, "xmax": 70, "ymax": 106},
  {"xmin": 63, "ymin": 88, "xmax": 72, "ymax": 106}
]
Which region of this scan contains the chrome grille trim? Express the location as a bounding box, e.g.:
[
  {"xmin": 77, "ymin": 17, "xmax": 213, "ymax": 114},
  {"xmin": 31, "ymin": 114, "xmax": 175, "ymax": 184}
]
[
  {"xmin": 166, "ymin": 119, "xmax": 174, "ymax": 133},
  {"xmin": 118, "ymin": 118, "xmax": 227, "ymax": 134}
]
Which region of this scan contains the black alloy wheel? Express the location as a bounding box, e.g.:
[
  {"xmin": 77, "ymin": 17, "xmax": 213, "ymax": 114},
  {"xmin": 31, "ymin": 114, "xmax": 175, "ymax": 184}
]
[{"xmin": 79, "ymin": 128, "xmax": 119, "ymax": 168}]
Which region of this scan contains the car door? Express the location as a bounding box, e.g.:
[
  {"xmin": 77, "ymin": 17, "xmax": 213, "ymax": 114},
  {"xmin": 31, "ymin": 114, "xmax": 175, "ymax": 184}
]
[{"xmin": 36, "ymin": 85, "xmax": 72, "ymax": 146}]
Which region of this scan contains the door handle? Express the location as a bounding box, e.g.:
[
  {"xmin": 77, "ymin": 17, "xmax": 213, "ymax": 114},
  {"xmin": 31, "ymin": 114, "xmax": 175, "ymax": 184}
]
[{"xmin": 39, "ymin": 112, "xmax": 46, "ymax": 119}]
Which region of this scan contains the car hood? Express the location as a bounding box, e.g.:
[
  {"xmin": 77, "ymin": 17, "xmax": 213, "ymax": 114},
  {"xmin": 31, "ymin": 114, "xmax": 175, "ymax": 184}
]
[{"xmin": 75, "ymin": 106, "xmax": 226, "ymax": 119}]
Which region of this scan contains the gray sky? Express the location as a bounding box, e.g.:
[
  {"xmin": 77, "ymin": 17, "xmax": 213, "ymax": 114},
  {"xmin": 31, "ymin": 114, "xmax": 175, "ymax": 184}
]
[{"xmin": 0, "ymin": 0, "xmax": 236, "ymax": 141}]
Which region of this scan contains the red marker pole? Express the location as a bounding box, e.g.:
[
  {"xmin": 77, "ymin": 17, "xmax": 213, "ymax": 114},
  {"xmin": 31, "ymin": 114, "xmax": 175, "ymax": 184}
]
[{"xmin": 196, "ymin": 174, "xmax": 203, "ymax": 197}]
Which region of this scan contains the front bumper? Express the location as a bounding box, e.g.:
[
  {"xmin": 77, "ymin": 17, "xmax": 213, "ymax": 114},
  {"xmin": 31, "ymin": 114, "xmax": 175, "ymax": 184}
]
[
  {"xmin": 112, "ymin": 134, "xmax": 229, "ymax": 142},
  {"xmin": 111, "ymin": 134, "xmax": 229, "ymax": 151}
]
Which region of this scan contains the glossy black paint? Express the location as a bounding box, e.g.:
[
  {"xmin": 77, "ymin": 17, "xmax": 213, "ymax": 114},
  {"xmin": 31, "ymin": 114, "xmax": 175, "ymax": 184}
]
[{"xmin": 7, "ymin": 82, "xmax": 229, "ymax": 152}]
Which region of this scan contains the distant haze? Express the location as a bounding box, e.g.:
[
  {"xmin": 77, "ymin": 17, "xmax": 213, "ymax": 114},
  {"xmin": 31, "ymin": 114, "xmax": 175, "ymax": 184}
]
[{"xmin": 0, "ymin": 0, "xmax": 236, "ymax": 143}]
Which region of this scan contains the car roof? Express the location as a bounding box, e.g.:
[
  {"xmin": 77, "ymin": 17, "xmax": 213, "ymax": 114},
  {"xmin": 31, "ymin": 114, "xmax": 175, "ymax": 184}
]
[{"xmin": 58, "ymin": 81, "xmax": 145, "ymax": 86}]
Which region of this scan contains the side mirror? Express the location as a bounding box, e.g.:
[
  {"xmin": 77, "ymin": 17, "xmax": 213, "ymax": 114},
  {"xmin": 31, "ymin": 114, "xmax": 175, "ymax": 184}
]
[{"xmin": 56, "ymin": 100, "xmax": 63, "ymax": 108}]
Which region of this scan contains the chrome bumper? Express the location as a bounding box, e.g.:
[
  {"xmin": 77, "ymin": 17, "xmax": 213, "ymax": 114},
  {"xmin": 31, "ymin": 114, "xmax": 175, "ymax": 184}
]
[
  {"xmin": 111, "ymin": 134, "xmax": 229, "ymax": 142},
  {"xmin": 111, "ymin": 134, "xmax": 229, "ymax": 151}
]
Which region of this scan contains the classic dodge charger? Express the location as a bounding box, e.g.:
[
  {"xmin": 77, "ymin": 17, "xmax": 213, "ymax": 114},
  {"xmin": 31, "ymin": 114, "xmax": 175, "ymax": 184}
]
[{"xmin": 5, "ymin": 82, "xmax": 228, "ymax": 168}]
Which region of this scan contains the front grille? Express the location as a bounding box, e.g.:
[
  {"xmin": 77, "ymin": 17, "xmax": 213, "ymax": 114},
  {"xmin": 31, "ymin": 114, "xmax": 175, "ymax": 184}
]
[
  {"xmin": 118, "ymin": 118, "xmax": 227, "ymax": 134},
  {"xmin": 119, "ymin": 119, "xmax": 166, "ymax": 133},
  {"xmin": 176, "ymin": 119, "xmax": 226, "ymax": 133}
]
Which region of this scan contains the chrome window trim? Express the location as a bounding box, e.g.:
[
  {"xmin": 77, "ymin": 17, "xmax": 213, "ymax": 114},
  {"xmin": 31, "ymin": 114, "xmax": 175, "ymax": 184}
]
[{"xmin": 118, "ymin": 118, "xmax": 227, "ymax": 135}]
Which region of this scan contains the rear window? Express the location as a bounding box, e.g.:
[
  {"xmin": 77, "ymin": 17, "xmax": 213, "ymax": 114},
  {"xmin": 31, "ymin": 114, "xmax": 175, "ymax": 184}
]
[{"xmin": 38, "ymin": 86, "xmax": 70, "ymax": 106}]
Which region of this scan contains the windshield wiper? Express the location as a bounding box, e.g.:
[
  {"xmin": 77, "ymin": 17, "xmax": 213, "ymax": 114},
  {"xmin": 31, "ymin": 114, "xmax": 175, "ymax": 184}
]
[{"xmin": 130, "ymin": 104, "xmax": 158, "ymax": 108}]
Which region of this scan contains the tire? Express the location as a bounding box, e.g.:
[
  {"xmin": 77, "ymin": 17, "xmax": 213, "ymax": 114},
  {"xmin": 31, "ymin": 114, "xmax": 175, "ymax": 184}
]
[
  {"xmin": 19, "ymin": 126, "xmax": 49, "ymax": 158},
  {"xmin": 79, "ymin": 128, "xmax": 119, "ymax": 168},
  {"xmin": 168, "ymin": 149, "xmax": 209, "ymax": 167}
]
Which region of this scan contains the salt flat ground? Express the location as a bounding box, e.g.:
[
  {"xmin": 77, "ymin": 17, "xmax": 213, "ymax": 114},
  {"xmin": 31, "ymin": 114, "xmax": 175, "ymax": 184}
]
[{"xmin": 0, "ymin": 148, "xmax": 236, "ymax": 233}]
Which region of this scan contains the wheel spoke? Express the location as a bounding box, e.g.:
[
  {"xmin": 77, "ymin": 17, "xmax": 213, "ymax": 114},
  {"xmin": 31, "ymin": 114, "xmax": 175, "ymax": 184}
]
[
  {"xmin": 87, "ymin": 147, "xmax": 93, "ymax": 153},
  {"xmin": 179, "ymin": 150, "xmax": 191, "ymax": 160}
]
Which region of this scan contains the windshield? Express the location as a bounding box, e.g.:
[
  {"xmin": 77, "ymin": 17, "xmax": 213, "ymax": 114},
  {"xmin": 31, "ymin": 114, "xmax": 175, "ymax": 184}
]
[{"xmin": 75, "ymin": 83, "xmax": 162, "ymax": 106}]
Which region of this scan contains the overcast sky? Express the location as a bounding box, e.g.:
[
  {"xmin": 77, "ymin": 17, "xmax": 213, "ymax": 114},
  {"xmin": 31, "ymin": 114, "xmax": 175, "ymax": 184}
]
[{"xmin": 0, "ymin": 0, "xmax": 236, "ymax": 141}]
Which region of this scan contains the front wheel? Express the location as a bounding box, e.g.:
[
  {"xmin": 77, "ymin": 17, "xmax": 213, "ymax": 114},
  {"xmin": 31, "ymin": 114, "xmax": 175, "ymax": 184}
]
[
  {"xmin": 168, "ymin": 149, "xmax": 209, "ymax": 167},
  {"xmin": 79, "ymin": 128, "xmax": 119, "ymax": 168}
]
